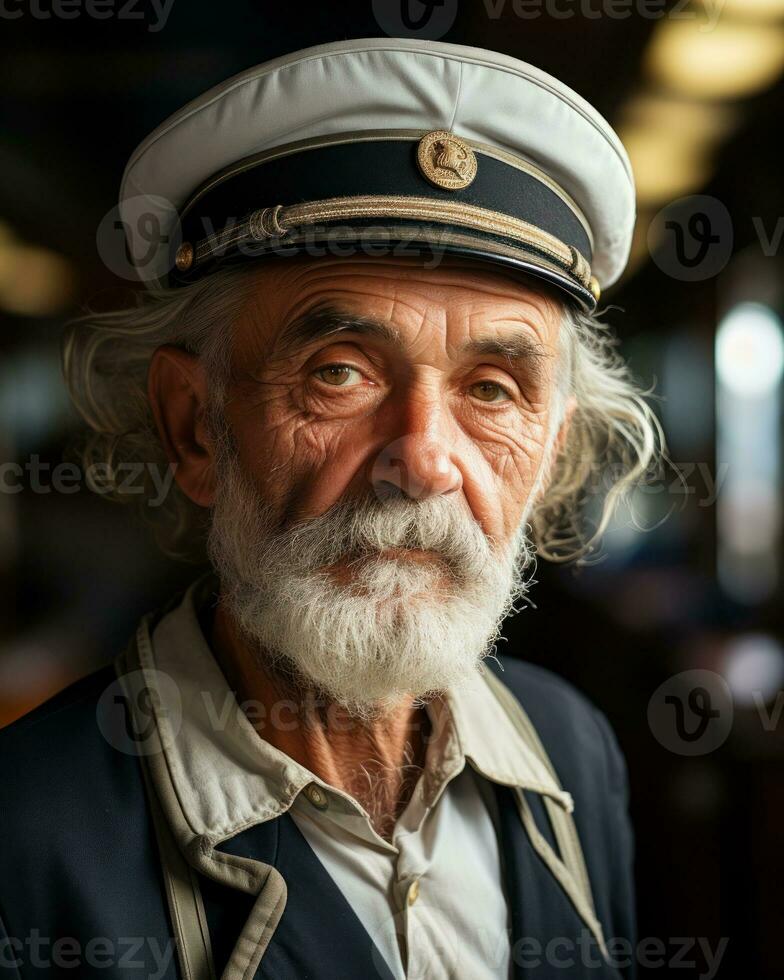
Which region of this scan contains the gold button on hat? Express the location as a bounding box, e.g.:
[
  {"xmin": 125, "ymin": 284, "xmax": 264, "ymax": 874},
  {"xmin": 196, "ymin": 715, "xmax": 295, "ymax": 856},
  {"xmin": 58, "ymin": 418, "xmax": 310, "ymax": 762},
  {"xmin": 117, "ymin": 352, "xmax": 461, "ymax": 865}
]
[
  {"xmin": 304, "ymin": 784, "xmax": 329, "ymax": 811},
  {"xmin": 416, "ymin": 130, "xmax": 478, "ymax": 191},
  {"xmin": 407, "ymin": 879, "xmax": 420, "ymax": 906}
]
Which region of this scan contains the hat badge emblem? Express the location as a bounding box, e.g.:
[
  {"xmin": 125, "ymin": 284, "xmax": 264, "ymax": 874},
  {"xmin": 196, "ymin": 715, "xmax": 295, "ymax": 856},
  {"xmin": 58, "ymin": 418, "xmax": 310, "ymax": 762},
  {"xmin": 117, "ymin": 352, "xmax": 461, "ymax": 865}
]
[{"xmin": 417, "ymin": 130, "xmax": 477, "ymax": 191}]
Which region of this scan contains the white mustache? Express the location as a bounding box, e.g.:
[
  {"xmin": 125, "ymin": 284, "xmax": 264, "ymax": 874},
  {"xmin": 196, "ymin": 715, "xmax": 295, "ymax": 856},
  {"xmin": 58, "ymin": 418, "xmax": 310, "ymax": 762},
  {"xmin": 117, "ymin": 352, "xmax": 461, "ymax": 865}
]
[{"xmin": 278, "ymin": 492, "xmax": 496, "ymax": 582}]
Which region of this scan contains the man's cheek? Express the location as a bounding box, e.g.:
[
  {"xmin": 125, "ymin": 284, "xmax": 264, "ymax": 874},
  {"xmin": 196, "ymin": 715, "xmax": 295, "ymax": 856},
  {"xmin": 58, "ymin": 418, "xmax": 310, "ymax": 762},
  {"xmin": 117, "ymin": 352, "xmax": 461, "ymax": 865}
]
[
  {"xmin": 290, "ymin": 418, "xmax": 338, "ymax": 471},
  {"xmin": 480, "ymin": 424, "xmax": 549, "ymax": 485},
  {"xmin": 226, "ymin": 402, "xmax": 313, "ymax": 500},
  {"xmin": 239, "ymin": 409, "xmax": 299, "ymax": 467},
  {"xmin": 281, "ymin": 421, "xmax": 372, "ymax": 515}
]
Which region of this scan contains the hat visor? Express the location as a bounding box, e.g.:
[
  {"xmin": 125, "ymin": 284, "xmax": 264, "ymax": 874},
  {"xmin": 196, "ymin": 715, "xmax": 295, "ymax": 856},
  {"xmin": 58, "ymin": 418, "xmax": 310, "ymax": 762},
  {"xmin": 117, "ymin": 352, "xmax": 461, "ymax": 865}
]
[{"xmin": 176, "ymin": 223, "xmax": 597, "ymax": 313}]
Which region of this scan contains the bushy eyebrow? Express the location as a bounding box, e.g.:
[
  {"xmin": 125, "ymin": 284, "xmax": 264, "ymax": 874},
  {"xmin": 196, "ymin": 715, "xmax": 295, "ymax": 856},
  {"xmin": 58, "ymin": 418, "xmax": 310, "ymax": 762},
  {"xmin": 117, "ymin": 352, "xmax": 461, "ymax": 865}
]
[
  {"xmin": 275, "ymin": 305, "xmax": 552, "ymax": 382},
  {"xmin": 275, "ymin": 306, "xmax": 400, "ymax": 354},
  {"xmin": 462, "ymin": 335, "xmax": 550, "ymax": 365}
]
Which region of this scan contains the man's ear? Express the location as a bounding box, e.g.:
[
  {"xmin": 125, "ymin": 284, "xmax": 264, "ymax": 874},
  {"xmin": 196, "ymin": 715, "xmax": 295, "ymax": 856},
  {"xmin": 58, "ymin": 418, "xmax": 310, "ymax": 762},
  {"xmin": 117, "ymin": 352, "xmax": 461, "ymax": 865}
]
[{"xmin": 148, "ymin": 345, "xmax": 216, "ymax": 508}]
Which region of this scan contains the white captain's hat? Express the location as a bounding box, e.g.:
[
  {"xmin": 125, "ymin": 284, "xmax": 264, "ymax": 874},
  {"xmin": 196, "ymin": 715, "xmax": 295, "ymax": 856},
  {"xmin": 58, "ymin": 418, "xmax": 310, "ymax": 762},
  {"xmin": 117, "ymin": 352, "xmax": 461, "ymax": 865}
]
[{"xmin": 120, "ymin": 38, "xmax": 636, "ymax": 312}]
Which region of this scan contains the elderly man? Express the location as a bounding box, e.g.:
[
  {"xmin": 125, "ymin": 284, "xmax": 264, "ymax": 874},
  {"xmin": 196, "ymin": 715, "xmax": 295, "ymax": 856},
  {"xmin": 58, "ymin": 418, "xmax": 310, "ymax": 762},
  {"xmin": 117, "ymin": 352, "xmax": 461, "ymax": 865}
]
[{"xmin": 0, "ymin": 39, "xmax": 657, "ymax": 980}]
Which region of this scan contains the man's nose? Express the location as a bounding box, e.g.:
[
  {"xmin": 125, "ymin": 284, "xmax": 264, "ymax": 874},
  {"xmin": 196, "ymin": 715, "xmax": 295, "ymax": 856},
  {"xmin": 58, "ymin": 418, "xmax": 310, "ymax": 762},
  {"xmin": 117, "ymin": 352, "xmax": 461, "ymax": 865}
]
[{"xmin": 370, "ymin": 433, "xmax": 463, "ymax": 501}]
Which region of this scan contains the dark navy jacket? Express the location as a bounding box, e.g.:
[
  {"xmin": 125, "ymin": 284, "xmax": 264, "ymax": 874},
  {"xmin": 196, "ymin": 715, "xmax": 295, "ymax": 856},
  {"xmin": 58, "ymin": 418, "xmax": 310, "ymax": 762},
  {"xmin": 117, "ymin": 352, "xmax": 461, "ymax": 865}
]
[{"xmin": 0, "ymin": 653, "xmax": 636, "ymax": 979}]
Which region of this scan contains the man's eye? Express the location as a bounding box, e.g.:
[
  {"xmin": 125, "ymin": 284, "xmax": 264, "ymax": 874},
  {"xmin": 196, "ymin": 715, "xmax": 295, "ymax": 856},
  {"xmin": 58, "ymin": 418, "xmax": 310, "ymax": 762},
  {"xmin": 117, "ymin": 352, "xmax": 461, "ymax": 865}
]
[
  {"xmin": 469, "ymin": 381, "xmax": 511, "ymax": 403},
  {"xmin": 314, "ymin": 365, "xmax": 363, "ymax": 387}
]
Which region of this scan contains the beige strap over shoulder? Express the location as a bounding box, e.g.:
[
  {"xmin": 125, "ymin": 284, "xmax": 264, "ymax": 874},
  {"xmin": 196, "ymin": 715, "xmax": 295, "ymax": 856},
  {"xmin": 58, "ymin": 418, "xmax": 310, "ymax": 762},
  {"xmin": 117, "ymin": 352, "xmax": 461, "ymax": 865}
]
[{"xmin": 483, "ymin": 668, "xmax": 609, "ymax": 960}]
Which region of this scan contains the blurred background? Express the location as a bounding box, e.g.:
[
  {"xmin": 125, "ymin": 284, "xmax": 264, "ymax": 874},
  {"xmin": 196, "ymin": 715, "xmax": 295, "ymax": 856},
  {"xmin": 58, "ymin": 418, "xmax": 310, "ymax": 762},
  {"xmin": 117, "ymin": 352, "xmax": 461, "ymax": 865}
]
[{"xmin": 1, "ymin": 1, "xmax": 783, "ymax": 976}]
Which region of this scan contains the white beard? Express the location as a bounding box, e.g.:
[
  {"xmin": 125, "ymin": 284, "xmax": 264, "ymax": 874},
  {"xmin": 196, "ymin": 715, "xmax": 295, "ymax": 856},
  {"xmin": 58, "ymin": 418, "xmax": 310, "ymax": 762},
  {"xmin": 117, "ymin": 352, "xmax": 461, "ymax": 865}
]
[{"xmin": 207, "ymin": 449, "xmax": 534, "ymax": 719}]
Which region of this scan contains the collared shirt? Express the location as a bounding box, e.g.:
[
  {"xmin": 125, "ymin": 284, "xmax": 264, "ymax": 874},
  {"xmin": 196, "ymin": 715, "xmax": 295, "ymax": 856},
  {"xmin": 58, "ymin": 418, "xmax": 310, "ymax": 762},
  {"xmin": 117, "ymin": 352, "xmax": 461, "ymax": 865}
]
[{"xmin": 146, "ymin": 580, "xmax": 574, "ymax": 979}]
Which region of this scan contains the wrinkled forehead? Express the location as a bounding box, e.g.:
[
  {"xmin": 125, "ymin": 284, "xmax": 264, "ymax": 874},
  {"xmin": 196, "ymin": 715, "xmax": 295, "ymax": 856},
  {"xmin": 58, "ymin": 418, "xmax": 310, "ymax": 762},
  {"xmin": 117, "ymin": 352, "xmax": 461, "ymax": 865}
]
[{"xmin": 230, "ymin": 254, "xmax": 567, "ymax": 364}]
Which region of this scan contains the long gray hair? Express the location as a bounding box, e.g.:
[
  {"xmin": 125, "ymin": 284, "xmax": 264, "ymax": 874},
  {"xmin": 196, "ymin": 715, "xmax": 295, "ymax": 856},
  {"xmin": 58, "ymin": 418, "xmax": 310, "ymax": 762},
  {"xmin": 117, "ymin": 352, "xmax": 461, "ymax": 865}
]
[{"xmin": 62, "ymin": 264, "xmax": 663, "ymax": 561}]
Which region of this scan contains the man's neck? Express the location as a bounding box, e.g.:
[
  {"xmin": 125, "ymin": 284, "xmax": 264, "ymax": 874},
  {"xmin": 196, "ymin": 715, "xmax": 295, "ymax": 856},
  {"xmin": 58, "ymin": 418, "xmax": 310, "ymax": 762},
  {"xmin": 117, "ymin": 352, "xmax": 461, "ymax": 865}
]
[{"xmin": 210, "ymin": 601, "xmax": 431, "ymax": 840}]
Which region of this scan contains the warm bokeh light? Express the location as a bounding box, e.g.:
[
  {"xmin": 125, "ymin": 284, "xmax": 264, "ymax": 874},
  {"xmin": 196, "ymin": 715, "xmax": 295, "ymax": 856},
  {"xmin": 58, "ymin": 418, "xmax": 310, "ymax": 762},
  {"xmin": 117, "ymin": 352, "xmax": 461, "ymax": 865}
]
[
  {"xmin": 646, "ymin": 19, "xmax": 784, "ymax": 99},
  {"xmin": 0, "ymin": 233, "xmax": 75, "ymax": 317},
  {"xmin": 621, "ymin": 128, "xmax": 713, "ymax": 205},
  {"xmin": 620, "ymin": 93, "xmax": 738, "ymax": 142},
  {"xmin": 619, "ymin": 96, "xmax": 737, "ymax": 206},
  {"xmin": 699, "ymin": 0, "xmax": 784, "ymax": 21}
]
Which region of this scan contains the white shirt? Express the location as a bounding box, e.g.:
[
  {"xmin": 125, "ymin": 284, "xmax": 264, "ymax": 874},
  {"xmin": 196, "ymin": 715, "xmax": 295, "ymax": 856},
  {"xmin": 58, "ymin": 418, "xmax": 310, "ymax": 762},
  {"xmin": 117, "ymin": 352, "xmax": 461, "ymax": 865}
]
[
  {"xmin": 143, "ymin": 580, "xmax": 574, "ymax": 979},
  {"xmin": 287, "ymin": 728, "xmax": 509, "ymax": 979}
]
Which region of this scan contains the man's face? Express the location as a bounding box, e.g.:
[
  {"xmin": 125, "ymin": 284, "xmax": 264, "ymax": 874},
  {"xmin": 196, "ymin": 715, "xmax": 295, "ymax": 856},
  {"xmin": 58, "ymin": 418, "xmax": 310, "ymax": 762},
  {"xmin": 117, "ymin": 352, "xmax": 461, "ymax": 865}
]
[
  {"xmin": 222, "ymin": 255, "xmax": 567, "ymax": 552},
  {"xmin": 182, "ymin": 254, "xmax": 572, "ymax": 714}
]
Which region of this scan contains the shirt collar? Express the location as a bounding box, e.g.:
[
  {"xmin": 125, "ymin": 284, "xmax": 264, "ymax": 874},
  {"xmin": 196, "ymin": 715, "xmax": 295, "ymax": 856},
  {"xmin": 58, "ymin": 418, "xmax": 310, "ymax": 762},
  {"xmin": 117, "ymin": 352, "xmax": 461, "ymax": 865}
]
[{"xmin": 133, "ymin": 576, "xmax": 573, "ymax": 848}]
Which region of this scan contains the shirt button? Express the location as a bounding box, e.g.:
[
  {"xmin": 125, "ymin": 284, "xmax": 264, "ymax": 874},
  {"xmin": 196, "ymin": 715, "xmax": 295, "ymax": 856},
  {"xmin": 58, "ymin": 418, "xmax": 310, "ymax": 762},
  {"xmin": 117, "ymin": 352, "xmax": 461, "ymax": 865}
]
[
  {"xmin": 407, "ymin": 879, "xmax": 420, "ymax": 906},
  {"xmin": 304, "ymin": 784, "xmax": 329, "ymax": 811}
]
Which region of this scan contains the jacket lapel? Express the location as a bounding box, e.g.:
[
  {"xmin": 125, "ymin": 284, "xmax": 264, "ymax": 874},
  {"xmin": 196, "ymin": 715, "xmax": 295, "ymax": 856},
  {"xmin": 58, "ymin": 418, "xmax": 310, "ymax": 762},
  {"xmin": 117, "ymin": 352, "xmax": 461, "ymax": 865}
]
[
  {"xmin": 494, "ymin": 785, "xmax": 620, "ymax": 979},
  {"xmin": 200, "ymin": 813, "xmax": 397, "ymax": 980}
]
